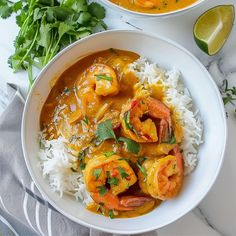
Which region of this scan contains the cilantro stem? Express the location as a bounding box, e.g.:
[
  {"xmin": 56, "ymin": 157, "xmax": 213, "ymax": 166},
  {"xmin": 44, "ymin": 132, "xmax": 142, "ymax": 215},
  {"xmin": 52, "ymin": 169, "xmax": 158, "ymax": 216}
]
[
  {"xmin": 46, "ymin": 36, "xmax": 61, "ymax": 63},
  {"xmin": 28, "ymin": 63, "xmax": 33, "ymax": 86},
  {"xmin": 19, "ymin": 24, "xmax": 39, "ymax": 68}
]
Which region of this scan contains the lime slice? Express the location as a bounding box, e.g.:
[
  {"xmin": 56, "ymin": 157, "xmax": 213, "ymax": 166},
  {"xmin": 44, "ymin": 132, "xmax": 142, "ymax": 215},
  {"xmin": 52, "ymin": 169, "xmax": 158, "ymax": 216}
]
[{"xmin": 194, "ymin": 5, "xmax": 235, "ymax": 55}]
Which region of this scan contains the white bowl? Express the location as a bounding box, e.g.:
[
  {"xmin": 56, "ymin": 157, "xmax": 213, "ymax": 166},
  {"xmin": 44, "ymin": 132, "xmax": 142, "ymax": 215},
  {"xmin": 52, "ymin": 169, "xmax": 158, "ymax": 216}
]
[
  {"xmin": 22, "ymin": 30, "xmax": 227, "ymax": 234},
  {"xmin": 101, "ymin": 0, "xmax": 207, "ymax": 18}
]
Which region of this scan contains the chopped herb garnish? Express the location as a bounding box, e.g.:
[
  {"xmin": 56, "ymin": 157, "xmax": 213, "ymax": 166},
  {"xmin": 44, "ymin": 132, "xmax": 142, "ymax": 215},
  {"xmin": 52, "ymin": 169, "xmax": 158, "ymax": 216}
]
[
  {"xmin": 48, "ymin": 144, "xmax": 52, "ymax": 150},
  {"xmin": 93, "ymin": 168, "xmax": 102, "ymax": 180},
  {"xmin": 97, "ymin": 185, "xmax": 107, "ymax": 197},
  {"xmin": 95, "ymin": 74, "xmax": 113, "ymax": 81},
  {"xmin": 83, "ymin": 115, "xmax": 89, "ymax": 125},
  {"xmin": 39, "ymin": 140, "xmax": 44, "ymax": 149},
  {"xmin": 62, "ymin": 87, "xmax": 70, "ymax": 96},
  {"xmin": 69, "ymin": 135, "xmax": 80, "ymax": 143},
  {"xmin": 104, "ymin": 151, "xmax": 116, "ymax": 157},
  {"xmin": 78, "ymin": 149, "xmax": 86, "ymax": 161},
  {"xmin": 70, "ymin": 167, "xmax": 77, "ymax": 172},
  {"xmin": 108, "ymin": 210, "xmax": 114, "ymax": 219},
  {"xmin": 108, "ymin": 177, "xmax": 119, "ymax": 186},
  {"xmin": 78, "ymin": 149, "xmax": 87, "ymax": 170},
  {"xmin": 99, "ymin": 202, "xmax": 104, "ymax": 206},
  {"xmin": 118, "ymin": 137, "xmax": 140, "ymax": 154},
  {"xmin": 136, "ymin": 163, "xmax": 147, "ymax": 177},
  {"xmin": 80, "ymin": 163, "xmax": 86, "ymax": 170},
  {"xmin": 96, "ymin": 119, "xmax": 117, "ymax": 142},
  {"xmin": 118, "ymin": 166, "xmax": 129, "ymax": 179},
  {"xmin": 123, "ymin": 111, "xmax": 139, "ymax": 136},
  {"xmin": 138, "ymin": 156, "xmax": 147, "ymax": 165},
  {"xmin": 170, "ymin": 134, "xmax": 176, "ymax": 144}
]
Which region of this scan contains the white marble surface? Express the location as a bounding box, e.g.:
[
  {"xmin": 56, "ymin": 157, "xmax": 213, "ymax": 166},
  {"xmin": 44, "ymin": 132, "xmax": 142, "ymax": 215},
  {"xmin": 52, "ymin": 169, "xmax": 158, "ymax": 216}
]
[{"xmin": 1, "ymin": 0, "xmax": 236, "ymax": 235}]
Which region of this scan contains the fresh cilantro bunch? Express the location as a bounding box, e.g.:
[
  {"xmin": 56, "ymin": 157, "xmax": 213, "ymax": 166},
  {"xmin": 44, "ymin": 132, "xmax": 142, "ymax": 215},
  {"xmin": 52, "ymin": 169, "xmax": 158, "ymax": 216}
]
[{"xmin": 0, "ymin": 0, "xmax": 106, "ymax": 85}]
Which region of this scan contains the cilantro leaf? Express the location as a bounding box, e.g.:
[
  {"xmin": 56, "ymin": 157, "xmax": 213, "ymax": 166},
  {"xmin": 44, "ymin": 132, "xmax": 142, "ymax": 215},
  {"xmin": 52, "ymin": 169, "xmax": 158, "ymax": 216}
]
[
  {"xmin": 88, "ymin": 2, "xmax": 105, "ymax": 19},
  {"xmin": 118, "ymin": 137, "xmax": 140, "ymax": 154},
  {"xmin": 170, "ymin": 134, "xmax": 176, "ymax": 144},
  {"xmin": 96, "ymin": 120, "xmax": 117, "ymax": 142},
  {"xmin": 80, "ymin": 163, "xmax": 86, "ymax": 170},
  {"xmin": 93, "ymin": 168, "xmax": 102, "ymax": 180},
  {"xmin": 104, "ymin": 151, "xmax": 115, "ymax": 157},
  {"xmin": 108, "ymin": 176, "xmax": 119, "ymax": 186},
  {"xmin": 118, "ymin": 167, "xmax": 129, "ymax": 179},
  {"xmin": 138, "ymin": 156, "xmax": 147, "ymax": 165},
  {"xmin": 108, "ymin": 209, "xmax": 114, "ymax": 219},
  {"xmin": 97, "ymin": 185, "xmax": 107, "ymax": 197},
  {"xmin": 0, "ymin": 5, "xmax": 12, "ymax": 19},
  {"xmin": 84, "ymin": 115, "xmax": 89, "ymax": 125}
]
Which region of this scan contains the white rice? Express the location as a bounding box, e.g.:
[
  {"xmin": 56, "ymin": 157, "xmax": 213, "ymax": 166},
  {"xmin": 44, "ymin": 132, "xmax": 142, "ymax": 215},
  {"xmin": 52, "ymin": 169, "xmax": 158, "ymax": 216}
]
[
  {"xmin": 39, "ymin": 57, "xmax": 203, "ymax": 203},
  {"xmin": 38, "ymin": 135, "xmax": 92, "ymax": 204},
  {"xmin": 129, "ymin": 57, "xmax": 203, "ymax": 175}
]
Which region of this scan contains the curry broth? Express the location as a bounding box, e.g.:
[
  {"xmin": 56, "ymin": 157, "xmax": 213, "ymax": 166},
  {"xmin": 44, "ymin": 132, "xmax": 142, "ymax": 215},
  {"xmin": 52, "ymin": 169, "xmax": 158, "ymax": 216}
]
[
  {"xmin": 110, "ymin": 0, "xmax": 197, "ymax": 14},
  {"xmin": 40, "ymin": 49, "xmax": 183, "ymax": 218},
  {"xmin": 40, "ymin": 49, "xmax": 139, "ymax": 136}
]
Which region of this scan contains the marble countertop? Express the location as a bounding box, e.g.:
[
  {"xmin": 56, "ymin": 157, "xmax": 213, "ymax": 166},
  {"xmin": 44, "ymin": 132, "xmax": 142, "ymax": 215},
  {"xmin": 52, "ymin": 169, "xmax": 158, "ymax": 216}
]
[{"xmin": 0, "ymin": 0, "xmax": 236, "ymax": 235}]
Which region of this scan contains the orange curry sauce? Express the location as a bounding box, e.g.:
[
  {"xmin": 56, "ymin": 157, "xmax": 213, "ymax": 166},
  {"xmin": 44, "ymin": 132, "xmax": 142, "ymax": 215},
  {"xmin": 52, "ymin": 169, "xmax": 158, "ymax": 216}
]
[
  {"xmin": 110, "ymin": 0, "xmax": 197, "ymax": 14},
  {"xmin": 40, "ymin": 49, "xmax": 183, "ymax": 218}
]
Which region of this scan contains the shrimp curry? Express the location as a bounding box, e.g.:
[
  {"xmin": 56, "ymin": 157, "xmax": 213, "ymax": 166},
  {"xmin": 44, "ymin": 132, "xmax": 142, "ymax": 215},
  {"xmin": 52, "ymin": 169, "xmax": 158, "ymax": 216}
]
[
  {"xmin": 110, "ymin": 0, "xmax": 197, "ymax": 14},
  {"xmin": 40, "ymin": 49, "xmax": 184, "ymax": 218}
]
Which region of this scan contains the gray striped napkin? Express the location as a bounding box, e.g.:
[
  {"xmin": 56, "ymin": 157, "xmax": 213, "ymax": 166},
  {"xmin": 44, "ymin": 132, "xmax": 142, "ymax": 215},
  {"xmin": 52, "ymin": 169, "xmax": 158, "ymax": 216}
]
[{"xmin": 0, "ymin": 84, "xmax": 98, "ymax": 236}]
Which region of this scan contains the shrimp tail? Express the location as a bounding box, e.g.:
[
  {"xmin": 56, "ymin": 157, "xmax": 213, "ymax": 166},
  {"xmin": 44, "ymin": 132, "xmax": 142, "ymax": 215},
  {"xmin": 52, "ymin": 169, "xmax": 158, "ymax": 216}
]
[{"xmin": 120, "ymin": 196, "xmax": 154, "ymax": 207}]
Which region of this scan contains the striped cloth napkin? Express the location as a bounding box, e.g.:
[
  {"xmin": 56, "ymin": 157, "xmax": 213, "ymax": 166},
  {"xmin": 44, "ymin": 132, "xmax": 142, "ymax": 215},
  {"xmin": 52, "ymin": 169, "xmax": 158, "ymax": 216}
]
[{"xmin": 0, "ymin": 84, "xmax": 220, "ymax": 236}]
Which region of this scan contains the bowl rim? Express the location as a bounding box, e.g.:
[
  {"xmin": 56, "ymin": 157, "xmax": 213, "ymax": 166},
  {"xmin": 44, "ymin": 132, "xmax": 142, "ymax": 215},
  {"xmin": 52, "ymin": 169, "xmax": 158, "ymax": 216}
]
[
  {"xmin": 101, "ymin": 0, "xmax": 207, "ymax": 17},
  {"xmin": 21, "ymin": 29, "xmax": 227, "ymax": 234}
]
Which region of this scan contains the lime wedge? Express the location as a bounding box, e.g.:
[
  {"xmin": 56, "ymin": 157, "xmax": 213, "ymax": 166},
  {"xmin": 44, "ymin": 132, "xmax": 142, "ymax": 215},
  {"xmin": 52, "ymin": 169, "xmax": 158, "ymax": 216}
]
[{"xmin": 194, "ymin": 5, "xmax": 235, "ymax": 55}]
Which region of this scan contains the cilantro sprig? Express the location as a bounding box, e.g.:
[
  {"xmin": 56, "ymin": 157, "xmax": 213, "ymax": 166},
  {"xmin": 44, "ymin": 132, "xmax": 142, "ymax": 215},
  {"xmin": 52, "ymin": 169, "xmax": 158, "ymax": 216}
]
[
  {"xmin": 96, "ymin": 119, "xmax": 140, "ymax": 154},
  {"xmin": 96, "ymin": 119, "xmax": 117, "ymax": 142},
  {"xmin": 0, "ymin": 0, "xmax": 106, "ymax": 85}
]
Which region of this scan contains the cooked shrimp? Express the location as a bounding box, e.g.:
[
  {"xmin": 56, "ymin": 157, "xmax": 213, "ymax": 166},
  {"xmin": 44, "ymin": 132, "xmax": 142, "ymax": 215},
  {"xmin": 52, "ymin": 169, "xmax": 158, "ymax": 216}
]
[
  {"xmin": 84, "ymin": 154, "xmax": 152, "ymax": 211},
  {"xmin": 140, "ymin": 143, "xmax": 176, "ymax": 157},
  {"xmin": 134, "ymin": 0, "xmax": 160, "ymax": 9},
  {"xmin": 77, "ymin": 63, "xmax": 119, "ymax": 97},
  {"xmin": 120, "ymin": 97, "xmax": 171, "ymax": 143},
  {"xmin": 75, "ymin": 63, "xmax": 119, "ymax": 119},
  {"xmin": 138, "ymin": 146, "xmax": 184, "ymax": 200}
]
